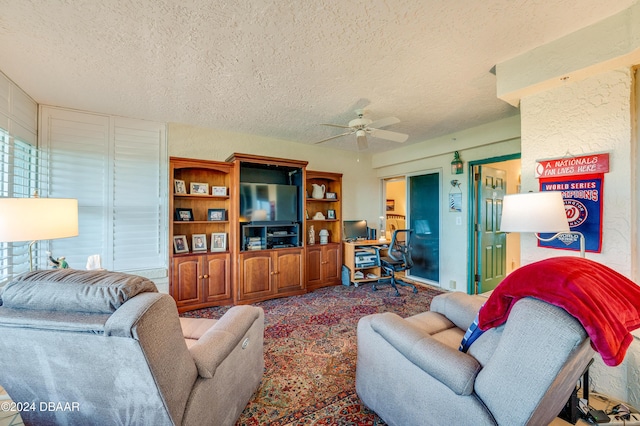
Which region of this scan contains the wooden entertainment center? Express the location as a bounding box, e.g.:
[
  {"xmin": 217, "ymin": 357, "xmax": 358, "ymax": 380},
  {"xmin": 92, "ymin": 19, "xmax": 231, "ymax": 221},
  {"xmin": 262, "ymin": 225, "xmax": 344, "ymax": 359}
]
[{"xmin": 169, "ymin": 153, "xmax": 343, "ymax": 312}]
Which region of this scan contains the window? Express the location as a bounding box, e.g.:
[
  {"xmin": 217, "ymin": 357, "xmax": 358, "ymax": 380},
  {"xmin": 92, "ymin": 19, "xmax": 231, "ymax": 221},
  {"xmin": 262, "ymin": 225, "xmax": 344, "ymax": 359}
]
[
  {"xmin": 0, "ymin": 72, "xmax": 38, "ymax": 285},
  {"xmin": 407, "ymin": 171, "xmax": 441, "ymax": 283},
  {"xmin": 40, "ymin": 106, "xmax": 168, "ymax": 275}
]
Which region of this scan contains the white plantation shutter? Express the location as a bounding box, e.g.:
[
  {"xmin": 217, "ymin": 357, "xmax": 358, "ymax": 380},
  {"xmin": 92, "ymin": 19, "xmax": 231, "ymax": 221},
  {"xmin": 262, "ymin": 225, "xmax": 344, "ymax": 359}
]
[
  {"xmin": 0, "ymin": 133, "xmax": 39, "ymax": 282},
  {"xmin": 41, "ymin": 106, "xmax": 167, "ymax": 273},
  {"xmin": 0, "ymin": 72, "xmax": 38, "ymax": 284},
  {"xmin": 41, "ymin": 109, "xmax": 110, "ymax": 269},
  {"xmin": 112, "ymin": 117, "xmax": 167, "ymax": 270}
]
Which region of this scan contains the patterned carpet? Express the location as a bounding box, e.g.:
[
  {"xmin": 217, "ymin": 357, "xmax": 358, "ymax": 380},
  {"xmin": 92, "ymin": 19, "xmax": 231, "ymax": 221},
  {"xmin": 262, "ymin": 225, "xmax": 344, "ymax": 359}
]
[{"xmin": 182, "ymin": 282, "xmax": 445, "ymax": 425}]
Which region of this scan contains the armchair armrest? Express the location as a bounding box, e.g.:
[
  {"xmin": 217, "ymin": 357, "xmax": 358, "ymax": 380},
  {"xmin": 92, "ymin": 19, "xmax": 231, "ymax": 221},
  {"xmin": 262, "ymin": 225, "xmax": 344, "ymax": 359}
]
[
  {"xmin": 430, "ymin": 292, "xmax": 485, "ymax": 331},
  {"xmin": 188, "ymin": 305, "xmax": 263, "ymax": 378},
  {"xmin": 370, "ymin": 312, "xmax": 481, "ymax": 395}
]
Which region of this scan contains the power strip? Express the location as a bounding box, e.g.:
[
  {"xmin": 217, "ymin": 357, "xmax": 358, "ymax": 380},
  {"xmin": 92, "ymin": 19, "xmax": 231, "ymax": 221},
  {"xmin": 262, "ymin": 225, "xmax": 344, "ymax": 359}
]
[{"xmin": 604, "ymin": 413, "xmax": 640, "ymax": 426}]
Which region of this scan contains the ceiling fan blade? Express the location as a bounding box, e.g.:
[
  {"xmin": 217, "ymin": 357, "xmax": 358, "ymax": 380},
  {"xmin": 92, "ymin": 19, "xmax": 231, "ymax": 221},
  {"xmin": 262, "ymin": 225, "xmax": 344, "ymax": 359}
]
[
  {"xmin": 368, "ymin": 116, "xmax": 400, "ymax": 129},
  {"xmin": 314, "ymin": 131, "xmax": 353, "ymax": 144},
  {"xmin": 369, "ymin": 128, "xmax": 409, "ymax": 143},
  {"xmin": 356, "ymin": 132, "xmax": 368, "ymax": 150},
  {"xmin": 320, "ymin": 123, "xmax": 351, "ymax": 129}
]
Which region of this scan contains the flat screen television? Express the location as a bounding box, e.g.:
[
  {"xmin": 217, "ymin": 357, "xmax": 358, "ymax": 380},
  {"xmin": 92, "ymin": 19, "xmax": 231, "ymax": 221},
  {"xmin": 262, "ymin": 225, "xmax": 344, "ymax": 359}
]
[
  {"xmin": 343, "ymin": 220, "xmax": 368, "ymax": 240},
  {"xmin": 240, "ymin": 182, "xmax": 298, "ymax": 222}
]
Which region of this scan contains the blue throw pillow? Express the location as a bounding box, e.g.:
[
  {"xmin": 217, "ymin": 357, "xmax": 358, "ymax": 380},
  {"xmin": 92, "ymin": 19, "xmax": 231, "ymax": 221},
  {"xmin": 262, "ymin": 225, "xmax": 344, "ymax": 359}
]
[{"xmin": 459, "ymin": 313, "xmax": 484, "ymax": 353}]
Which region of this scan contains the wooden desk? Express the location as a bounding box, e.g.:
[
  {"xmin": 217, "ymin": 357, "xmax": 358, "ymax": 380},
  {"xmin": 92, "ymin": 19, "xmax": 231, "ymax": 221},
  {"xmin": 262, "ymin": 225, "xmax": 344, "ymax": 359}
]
[{"xmin": 342, "ymin": 240, "xmax": 388, "ymax": 286}]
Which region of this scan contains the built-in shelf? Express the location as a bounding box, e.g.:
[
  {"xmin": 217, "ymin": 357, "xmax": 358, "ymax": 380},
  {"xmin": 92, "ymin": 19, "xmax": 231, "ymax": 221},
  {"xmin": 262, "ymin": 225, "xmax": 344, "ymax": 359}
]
[
  {"xmin": 173, "ymin": 221, "xmax": 230, "ymax": 225},
  {"xmin": 242, "ymin": 223, "xmax": 301, "ymax": 251},
  {"xmin": 306, "ymin": 198, "xmax": 339, "ymax": 202},
  {"xmin": 175, "ymin": 194, "xmax": 230, "ymax": 199},
  {"xmin": 169, "ymin": 156, "xmax": 234, "ymax": 311}
]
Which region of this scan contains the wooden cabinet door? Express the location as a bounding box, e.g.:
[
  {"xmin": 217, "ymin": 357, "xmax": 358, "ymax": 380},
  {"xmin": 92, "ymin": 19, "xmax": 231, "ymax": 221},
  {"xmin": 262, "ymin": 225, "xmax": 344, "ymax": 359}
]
[
  {"xmin": 322, "ymin": 243, "xmax": 341, "ymax": 284},
  {"xmin": 171, "ymin": 256, "xmax": 202, "ymax": 307},
  {"xmin": 306, "ymin": 244, "xmax": 341, "ymax": 289},
  {"xmin": 306, "ymin": 246, "xmax": 322, "ymax": 287},
  {"xmin": 204, "ymin": 253, "xmax": 231, "ymax": 303},
  {"xmin": 275, "ymin": 249, "xmax": 304, "ymax": 293},
  {"xmin": 238, "ymin": 251, "xmax": 274, "ymax": 300}
]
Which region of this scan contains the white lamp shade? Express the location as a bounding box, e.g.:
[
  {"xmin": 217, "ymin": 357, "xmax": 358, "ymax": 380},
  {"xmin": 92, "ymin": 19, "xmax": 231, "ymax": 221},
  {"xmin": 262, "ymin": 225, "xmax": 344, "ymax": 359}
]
[
  {"xmin": 500, "ymin": 192, "xmax": 569, "ymax": 233},
  {"xmin": 0, "ymin": 198, "xmax": 78, "ymax": 242}
]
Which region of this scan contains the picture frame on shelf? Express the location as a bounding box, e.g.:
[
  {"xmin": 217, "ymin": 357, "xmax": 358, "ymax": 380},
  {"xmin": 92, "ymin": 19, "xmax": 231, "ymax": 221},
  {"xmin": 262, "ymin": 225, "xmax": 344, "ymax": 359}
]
[
  {"xmin": 174, "ymin": 179, "xmax": 187, "ymax": 194},
  {"xmin": 211, "ymin": 233, "xmax": 227, "ymax": 252},
  {"xmin": 326, "ymin": 192, "xmax": 337, "ymax": 199},
  {"xmin": 211, "ymin": 186, "xmax": 227, "ymax": 196},
  {"xmin": 192, "ymin": 234, "xmax": 207, "ymax": 252},
  {"xmin": 190, "ymin": 182, "xmax": 209, "ymax": 195},
  {"xmin": 173, "ymin": 235, "xmax": 189, "ymax": 254},
  {"xmin": 175, "ymin": 208, "xmax": 194, "ymax": 221},
  {"xmin": 327, "ymin": 209, "xmax": 336, "ymax": 219},
  {"xmin": 208, "ymin": 208, "xmax": 226, "ymax": 221}
]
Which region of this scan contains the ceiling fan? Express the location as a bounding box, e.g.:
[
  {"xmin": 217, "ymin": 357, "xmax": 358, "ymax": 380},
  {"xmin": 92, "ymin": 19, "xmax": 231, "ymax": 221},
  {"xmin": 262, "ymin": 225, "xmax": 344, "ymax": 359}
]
[{"xmin": 315, "ymin": 109, "xmax": 409, "ymax": 150}]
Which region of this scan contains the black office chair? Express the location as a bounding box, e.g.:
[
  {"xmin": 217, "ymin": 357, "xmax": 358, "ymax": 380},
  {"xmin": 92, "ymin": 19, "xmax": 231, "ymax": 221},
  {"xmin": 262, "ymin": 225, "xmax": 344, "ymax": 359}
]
[{"xmin": 374, "ymin": 229, "xmax": 418, "ymax": 296}]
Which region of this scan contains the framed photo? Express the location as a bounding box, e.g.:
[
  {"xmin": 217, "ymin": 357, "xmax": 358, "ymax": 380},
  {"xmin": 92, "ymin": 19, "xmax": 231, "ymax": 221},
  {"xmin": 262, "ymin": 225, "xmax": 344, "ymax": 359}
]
[
  {"xmin": 211, "ymin": 233, "xmax": 227, "ymax": 252},
  {"xmin": 175, "ymin": 208, "xmax": 194, "ymax": 221},
  {"xmin": 449, "ymin": 193, "xmax": 462, "ymax": 213},
  {"xmin": 327, "ymin": 209, "xmax": 336, "ymax": 219},
  {"xmin": 208, "ymin": 208, "xmax": 226, "ymax": 221},
  {"xmin": 174, "ymin": 179, "xmax": 186, "ymax": 194},
  {"xmin": 326, "ymin": 192, "xmax": 337, "ymax": 199},
  {"xmin": 211, "ymin": 186, "xmax": 227, "ymax": 196},
  {"xmin": 386, "ymin": 199, "xmax": 395, "ymax": 211},
  {"xmin": 192, "ymin": 234, "xmax": 207, "ymax": 252},
  {"xmin": 190, "ymin": 182, "xmax": 209, "ymax": 195},
  {"xmin": 173, "ymin": 235, "xmax": 189, "ymax": 254}
]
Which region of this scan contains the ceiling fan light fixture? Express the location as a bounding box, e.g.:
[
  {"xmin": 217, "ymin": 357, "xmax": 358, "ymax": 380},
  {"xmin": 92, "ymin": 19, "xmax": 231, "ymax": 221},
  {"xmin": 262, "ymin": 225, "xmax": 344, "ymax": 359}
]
[
  {"xmin": 356, "ymin": 130, "xmax": 368, "ymax": 150},
  {"xmin": 315, "ymin": 109, "xmax": 408, "ymax": 148},
  {"xmin": 349, "ymin": 118, "xmax": 372, "ymax": 128}
]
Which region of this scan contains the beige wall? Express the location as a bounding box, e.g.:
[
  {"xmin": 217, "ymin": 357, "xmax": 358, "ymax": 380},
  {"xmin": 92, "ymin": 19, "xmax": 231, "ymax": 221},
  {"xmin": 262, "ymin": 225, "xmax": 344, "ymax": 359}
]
[{"xmin": 385, "ymin": 180, "xmax": 406, "ymax": 216}]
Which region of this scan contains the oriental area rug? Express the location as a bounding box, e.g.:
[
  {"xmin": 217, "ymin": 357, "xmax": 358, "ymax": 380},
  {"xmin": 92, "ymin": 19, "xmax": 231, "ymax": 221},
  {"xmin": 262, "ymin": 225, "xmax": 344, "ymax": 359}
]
[{"xmin": 182, "ymin": 282, "xmax": 445, "ymax": 425}]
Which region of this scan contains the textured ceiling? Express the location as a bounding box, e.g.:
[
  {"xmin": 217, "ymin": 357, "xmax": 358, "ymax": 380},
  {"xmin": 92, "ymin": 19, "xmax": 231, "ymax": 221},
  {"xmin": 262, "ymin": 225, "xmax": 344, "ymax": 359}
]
[{"xmin": 0, "ymin": 0, "xmax": 636, "ymax": 152}]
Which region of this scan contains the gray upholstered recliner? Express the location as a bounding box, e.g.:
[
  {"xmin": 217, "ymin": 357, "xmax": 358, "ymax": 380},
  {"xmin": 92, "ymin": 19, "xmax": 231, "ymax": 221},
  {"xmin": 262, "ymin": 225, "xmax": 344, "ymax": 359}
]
[
  {"xmin": 0, "ymin": 269, "xmax": 264, "ymax": 426},
  {"xmin": 356, "ymin": 291, "xmax": 594, "ymax": 426}
]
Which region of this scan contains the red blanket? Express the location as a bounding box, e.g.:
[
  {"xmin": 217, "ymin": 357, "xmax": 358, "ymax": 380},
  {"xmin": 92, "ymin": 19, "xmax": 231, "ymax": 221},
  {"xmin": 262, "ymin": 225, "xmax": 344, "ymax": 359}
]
[{"xmin": 478, "ymin": 257, "xmax": 640, "ymax": 366}]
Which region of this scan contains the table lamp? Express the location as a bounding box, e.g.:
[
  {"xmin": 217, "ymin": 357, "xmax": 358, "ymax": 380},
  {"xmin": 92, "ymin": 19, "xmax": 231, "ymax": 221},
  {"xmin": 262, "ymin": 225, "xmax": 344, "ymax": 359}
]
[
  {"xmin": 0, "ymin": 196, "xmax": 79, "ymax": 271},
  {"xmin": 378, "ymin": 216, "xmax": 387, "ymax": 242},
  {"xmin": 500, "ymin": 191, "xmax": 585, "ymax": 257}
]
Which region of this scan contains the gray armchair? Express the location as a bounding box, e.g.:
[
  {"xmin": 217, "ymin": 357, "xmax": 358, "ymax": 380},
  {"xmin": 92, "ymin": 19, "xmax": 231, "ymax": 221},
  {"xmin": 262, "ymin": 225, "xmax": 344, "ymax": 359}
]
[
  {"xmin": 356, "ymin": 291, "xmax": 594, "ymax": 425},
  {"xmin": 0, "ymin": 269, "xmax": 264, "ymax": 426}
]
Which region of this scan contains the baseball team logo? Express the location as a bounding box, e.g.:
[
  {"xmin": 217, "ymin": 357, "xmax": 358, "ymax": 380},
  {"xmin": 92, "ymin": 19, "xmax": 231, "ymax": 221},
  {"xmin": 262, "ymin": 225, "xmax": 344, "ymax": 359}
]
[{"xmin": 564, "ymin": 199, "xmax": 588, "ymax": 227}]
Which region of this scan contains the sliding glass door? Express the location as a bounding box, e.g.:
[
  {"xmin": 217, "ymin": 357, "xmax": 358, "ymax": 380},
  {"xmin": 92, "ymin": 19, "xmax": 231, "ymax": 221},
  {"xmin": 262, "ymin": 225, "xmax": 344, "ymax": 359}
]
[{"xmin": 407, "ymin": 171, "xmax": 440, "ymax": 283}]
